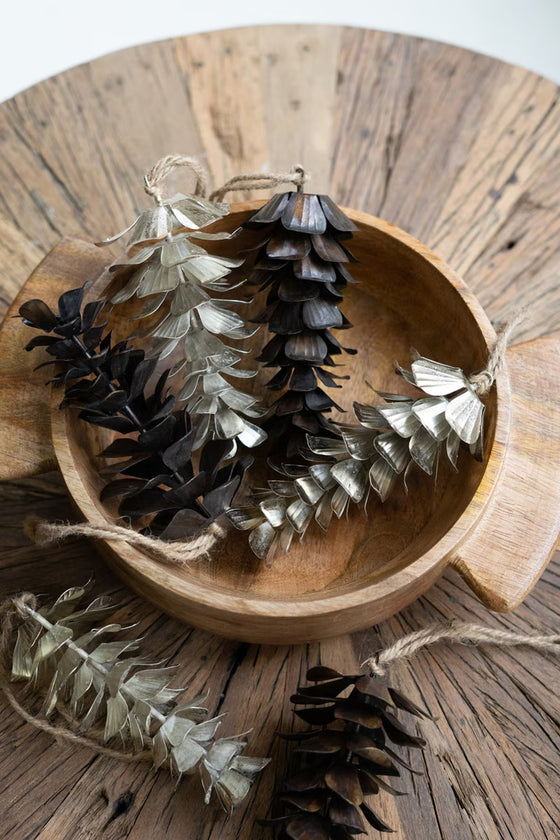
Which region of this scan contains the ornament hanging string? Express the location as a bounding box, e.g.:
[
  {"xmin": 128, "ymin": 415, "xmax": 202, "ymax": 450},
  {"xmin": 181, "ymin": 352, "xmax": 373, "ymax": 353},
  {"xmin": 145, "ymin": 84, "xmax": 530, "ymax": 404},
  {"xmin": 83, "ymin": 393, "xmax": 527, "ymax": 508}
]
[
  {"xmin": 363, "ymin": 620, "xmax": 560, "ymax": 676},
  {"xmin": 143, "ymin": 154, "xmax": 210, "ymax": 203},
  {"xmin": 23, "ymin": 516, "xmax": 224, "ymax": 566},
  {"xmin": 209, "ymin": 165, "xmax": 309, "ymax": 202},
  {"xmin": 468, "ymin": 306, "xmax": 527, "ymax": 395}
]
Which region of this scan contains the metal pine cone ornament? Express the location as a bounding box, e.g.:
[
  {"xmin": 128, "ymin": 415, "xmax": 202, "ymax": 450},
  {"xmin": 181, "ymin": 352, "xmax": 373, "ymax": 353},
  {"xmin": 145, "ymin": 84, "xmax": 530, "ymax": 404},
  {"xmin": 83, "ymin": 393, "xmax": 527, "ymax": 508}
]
[
  {"xmin": 243, "ymin": 189, "xmax": 358, "ymax": 456},
  {"xmin": 100, "ymin": 160, "xmax": 267, "ymax": 453},
  {"xmin": 260, "ymin": 665, "xmax": 427, "ymax": 837},
  {"xmin": 227, "ymin": 352, "xmax": 486, "ymax": 560},
  {"xmin": 20, "ymin": 285, "xmax": 252, "ymax": 538},
  {"xmin": 6, "ymin": 583, "xmax": 270, "ymax": 812}
]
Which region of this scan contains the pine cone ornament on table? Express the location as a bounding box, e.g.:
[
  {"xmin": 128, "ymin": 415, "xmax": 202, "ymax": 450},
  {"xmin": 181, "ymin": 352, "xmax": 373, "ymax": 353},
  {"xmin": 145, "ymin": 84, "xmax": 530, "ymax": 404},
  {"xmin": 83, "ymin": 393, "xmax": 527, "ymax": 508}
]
[
  {"xmin": 261, "ymin": 665, "xmax": 428, "ymax": 838},
  {"xmin": 102, "ymin": 191, "xmax": 267, "ymax": 452},
  {"xmin": 243, "ymin": 190, "xmax": 358, "ymax": 457},
  {"xmin": 228, "ymin": 353, "xmax": 486, "ymax": 559},
  {"xmin": 20, "ymin": 286, "xmax": 251, "ymax": 538},
  {"xmin": 6, "ymin": 583, "xmax": 269, "ymax": 811}
]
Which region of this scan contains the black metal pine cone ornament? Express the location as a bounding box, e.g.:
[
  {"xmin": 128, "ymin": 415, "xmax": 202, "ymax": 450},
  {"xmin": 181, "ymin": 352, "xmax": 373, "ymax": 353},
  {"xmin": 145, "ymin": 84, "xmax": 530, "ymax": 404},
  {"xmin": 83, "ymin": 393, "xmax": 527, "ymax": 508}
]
[
  {"xmin": 243, "ymin": 189, "xmax": 358, "ymax": 457},
  {"xmin": 19, "ymin": 286, "xmax": 252, "ymax": 538},
  {"xmin": 260, "ymin": 666, "xmax": 429, "ymax": 838}
]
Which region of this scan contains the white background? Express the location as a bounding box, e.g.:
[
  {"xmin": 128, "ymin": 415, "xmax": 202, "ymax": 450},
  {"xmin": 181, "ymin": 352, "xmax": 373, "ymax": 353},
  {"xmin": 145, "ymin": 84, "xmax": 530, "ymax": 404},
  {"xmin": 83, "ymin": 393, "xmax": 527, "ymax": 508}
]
[{"xmin": 1, "ymin": 0, "xmax": 559, "ymax": 103}]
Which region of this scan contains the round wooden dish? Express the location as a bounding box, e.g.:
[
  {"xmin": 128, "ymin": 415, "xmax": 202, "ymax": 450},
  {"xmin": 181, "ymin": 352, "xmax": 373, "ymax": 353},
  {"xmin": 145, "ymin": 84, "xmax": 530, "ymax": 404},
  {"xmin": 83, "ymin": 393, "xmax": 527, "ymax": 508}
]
[{"xmin": 1, "ymin": 203, "xmax": 559, "ymax": 644}]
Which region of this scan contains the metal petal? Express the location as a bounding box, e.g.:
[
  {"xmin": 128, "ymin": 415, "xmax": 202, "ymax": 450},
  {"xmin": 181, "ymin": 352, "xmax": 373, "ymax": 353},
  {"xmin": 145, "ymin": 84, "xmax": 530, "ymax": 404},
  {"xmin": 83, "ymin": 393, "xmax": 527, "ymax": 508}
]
[
  {"xmin": 353, "ymin": 402, "xmax": 386, "ymax": 430},
  {"xmin": 315, "ymin": 493, "xmax": 334, "ymax": 531},
  {"xmin": 318, "ymin": 195, "xmax": 358, "ymax": 232},
  {"xmin": 295, "ymin": 475, "xmax": 325, "ymax": 505},
  {"xmin": 374, "ymin": 432, "xmax": 410, "ymax": 473},
  {"xmin": 169, "ymin": 194, "xmax": 229, "ymax": 229},
  {"xmin": 249, "ymin": 521, "xmax": 277, "ymax": 560},
  {"xmin": 287, "ymin": 499, "xmax": 315, "ymax": 534},
  {"xmin": 331, "ymin": 459, "xmax": 368, "ymax": 503},
  {"xmin": 306, "ymin": 435, "xmax": 347, "ymax": 457},
  {"xmin": 411, "ymin": 356, "xmax": 470, "ymax": 396},
  {"xmin": 302, "ymin": 298, "xmax": 343, "ymax": 329},
  {"xmin": 281, "ymin": 193, "xmax": 327, "ymax": 234},
  {"xmin": 227, "ymin": 507, "xmax": 264, "ymax": 530},
  {"xmin": 182, "ymin": 255, "xmax": 243, "ymax": 286},
  {"xmin": 340, "ymin": 426, "xmax": 377, "ymax": 461},
  {"xmin": 446, "ymin": 430, "xmax": 461, "ymax": 470},
  {"xmin": 409, "ymin": 426, "xmax": 440, "ymax": 475},
  {"xmin": 308, "ymin": 463, "xmax": 337, "ymax": 491},
  {"xmin": 236, "ymin": 420, "xmax": 268, "ymax": 448},
  {"xmin": 368, "ymin": 457, "xmax": 399, "ymax": 502},
  {"xmin": 445, "ymin": 388, "xmax": 485, "ymax": 445},
  {"xmin": 214, "ymin": 406, "xmax": 246, "ymax": 439},
  {"xmin": 412, "ymin": 396, "xmax": 450, "ymax": 441},
  {"xmin": 331, "ymin": 485, "xmax": 350, "ymax": 518},
  {"xmin": 171, "ymin": 737, "xmax": 208, "ymax": 775},
  {"xmin": 279, "ymin": 523, "xmax": 296, "ymax": 553},
  {"xmin": 375, "ymin": 402, "xmax": 420, "ymax": 437},
  {"xmin": 268, "ymin": 480, "xmax": 299, "ymax": 497},
  {"xmin": 197, "ymin": 301, "xmax": 246, "ymax": 335},
  {"xmin": 261, "ymin": 496, "xmax": 288, "ymax": 528}
]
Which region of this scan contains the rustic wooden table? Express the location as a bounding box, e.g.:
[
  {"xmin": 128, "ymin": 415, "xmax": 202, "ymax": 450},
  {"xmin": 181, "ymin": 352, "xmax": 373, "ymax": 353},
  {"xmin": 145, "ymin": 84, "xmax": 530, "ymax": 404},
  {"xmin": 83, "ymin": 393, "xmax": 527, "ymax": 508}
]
[{"xmin": 0, "ymin": 24, "xmax": 559, "ymax": 840}]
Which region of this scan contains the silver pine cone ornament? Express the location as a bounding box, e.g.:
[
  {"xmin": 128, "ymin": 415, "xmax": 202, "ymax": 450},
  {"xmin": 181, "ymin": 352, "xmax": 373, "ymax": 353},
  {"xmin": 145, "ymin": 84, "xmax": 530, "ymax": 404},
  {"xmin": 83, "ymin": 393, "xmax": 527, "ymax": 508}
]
[
  {"xmin": 227, "ymin": 353, "xmax": 486, "ymax": 560},
  {"xmin": 102, "ymin": 186, "xmax": 267, "ymax": 452},
  {"xmin": 7, "ymin": 583, "xmax": 269, "ymax": 812}
]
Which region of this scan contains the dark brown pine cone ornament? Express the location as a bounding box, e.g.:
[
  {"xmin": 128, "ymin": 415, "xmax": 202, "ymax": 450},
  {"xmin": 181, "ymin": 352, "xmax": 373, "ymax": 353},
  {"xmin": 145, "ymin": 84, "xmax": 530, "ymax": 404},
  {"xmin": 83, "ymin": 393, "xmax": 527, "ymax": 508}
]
[
  {"xmin": 244, "ymin": 190, "xmax": 358, "ymax": 456},
  {"xmin": 261, "ymin": 666, "xmax": 429, "ymax": 838}
]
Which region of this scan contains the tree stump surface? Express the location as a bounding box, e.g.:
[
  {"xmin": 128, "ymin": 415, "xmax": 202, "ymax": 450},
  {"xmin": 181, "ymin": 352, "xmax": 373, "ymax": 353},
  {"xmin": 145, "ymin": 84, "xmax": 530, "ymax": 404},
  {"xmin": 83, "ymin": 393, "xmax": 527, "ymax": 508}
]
[{"xmin": 0, "ymin": 24, "xmax": 558, "ymax": 840}]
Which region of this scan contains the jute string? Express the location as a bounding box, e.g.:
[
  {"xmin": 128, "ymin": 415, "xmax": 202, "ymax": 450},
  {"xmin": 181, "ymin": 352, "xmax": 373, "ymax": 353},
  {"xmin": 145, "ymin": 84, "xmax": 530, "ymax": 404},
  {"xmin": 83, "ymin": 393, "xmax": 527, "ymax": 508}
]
[
  {"xmin": 468, "ymin": 307, "xmax": 527, "ymax": 395},
  {"xmin": 24, "ymin": 516, "xmax": 224, "ymax": 566},
  {"xmin": 144, "ymin": 154, "xmax": 210, "ymax": 203},
  {"xmin": 0, "ymin": 595, "xmax": 150, "ymax": 762},
  {"xmin": 209, "ymin": 165, "xmax": 309, "ymax": 203},
  {"xmin": 363, "ymin": 621, "xmax": 560, "ymax": 676}
]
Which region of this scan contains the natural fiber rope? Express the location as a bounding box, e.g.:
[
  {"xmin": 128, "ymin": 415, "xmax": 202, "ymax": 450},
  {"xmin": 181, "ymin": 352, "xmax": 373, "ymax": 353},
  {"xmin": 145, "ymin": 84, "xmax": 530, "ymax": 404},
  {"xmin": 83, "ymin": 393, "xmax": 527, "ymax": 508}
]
[
  {"xmin": 209, "ymin": 165, "xmax": 309, "ymax": 203},
  {"xmin": 24, "ymin": 516, "xmax": 225, "ymax": 566},
  {"xmin": 0, "ymin": 595, "xmax": 151, "ymax": 762},
  {"xmin": 363, "ymin": 621, "xmax": 560, "ymax": 676},
  {"xmin": 144, "ymin": 154, "xmax": 210, "ymax": 202},
  {"xmin": 469, "ymin": 307, "xmax": 527, "ymax": 395}
]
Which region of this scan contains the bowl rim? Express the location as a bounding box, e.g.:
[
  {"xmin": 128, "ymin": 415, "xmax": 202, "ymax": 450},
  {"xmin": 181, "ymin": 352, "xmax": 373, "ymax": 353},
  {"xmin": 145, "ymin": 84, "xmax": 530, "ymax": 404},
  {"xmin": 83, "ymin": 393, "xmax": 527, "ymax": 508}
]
[{"xmin": 51, "ymin": 202, "xmax": 510, "ymax": 629}]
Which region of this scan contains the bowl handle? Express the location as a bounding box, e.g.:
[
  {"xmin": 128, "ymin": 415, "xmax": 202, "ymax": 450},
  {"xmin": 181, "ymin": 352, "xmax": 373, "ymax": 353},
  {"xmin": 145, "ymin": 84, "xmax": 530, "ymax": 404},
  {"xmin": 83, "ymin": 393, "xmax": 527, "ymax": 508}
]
[
  {"xmin": 450, "ymin": 336, "xmax": 560, "ymax": 610},
  {"xmin": 0, "ymin": 238, "xmax": 109, "ymax": 480}
]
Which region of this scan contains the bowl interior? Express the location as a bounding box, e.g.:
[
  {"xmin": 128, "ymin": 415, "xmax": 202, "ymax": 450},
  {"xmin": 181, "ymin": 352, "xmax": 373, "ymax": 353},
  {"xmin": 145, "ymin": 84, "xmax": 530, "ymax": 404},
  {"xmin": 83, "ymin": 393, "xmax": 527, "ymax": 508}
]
[{"xmin": 73, "ymin": 205, "xmax": 496, "ymax": 604}]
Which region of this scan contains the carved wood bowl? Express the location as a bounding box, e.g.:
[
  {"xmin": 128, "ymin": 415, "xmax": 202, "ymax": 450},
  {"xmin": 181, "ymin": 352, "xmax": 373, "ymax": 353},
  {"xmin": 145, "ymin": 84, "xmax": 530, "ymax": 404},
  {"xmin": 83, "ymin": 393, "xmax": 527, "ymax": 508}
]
[{"xmin": 1, "ymin": 202, "xmax": 559, "ymax": 643}]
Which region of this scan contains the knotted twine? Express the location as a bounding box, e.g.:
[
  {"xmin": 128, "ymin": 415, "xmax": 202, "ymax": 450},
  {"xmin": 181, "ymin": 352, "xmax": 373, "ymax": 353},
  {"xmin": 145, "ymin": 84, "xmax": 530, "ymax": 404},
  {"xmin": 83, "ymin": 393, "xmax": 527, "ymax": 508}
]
[
  {"xmin": 143, "ymin": 154, "xmax": 210, "ymax": 203},
  {"xmin": 1, "ymin": 592, "xmax": 558, "ymax": 765},
  {"xmin": 24, "ymin": 516, "xmax": 224, "ymax": 567},
  {"xmin": 468, "ymin": 306, "xmax": 527, "ymax": 395}
]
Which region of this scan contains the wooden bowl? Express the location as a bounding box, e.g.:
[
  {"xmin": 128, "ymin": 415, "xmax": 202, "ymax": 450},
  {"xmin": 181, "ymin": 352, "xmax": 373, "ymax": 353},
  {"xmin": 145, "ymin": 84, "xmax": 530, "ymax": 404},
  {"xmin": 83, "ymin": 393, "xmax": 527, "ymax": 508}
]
[{"xmin": 1, "ymin": 204, "xmax": 559, "ymax": 643}]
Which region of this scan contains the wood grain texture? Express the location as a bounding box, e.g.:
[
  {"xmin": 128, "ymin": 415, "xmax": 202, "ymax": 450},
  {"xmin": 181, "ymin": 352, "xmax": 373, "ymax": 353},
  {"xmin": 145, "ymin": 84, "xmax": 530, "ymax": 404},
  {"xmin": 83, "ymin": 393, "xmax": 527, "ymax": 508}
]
[{"xmin": 0, "ymin": 23, "xmax": 559, "ymax": 840}]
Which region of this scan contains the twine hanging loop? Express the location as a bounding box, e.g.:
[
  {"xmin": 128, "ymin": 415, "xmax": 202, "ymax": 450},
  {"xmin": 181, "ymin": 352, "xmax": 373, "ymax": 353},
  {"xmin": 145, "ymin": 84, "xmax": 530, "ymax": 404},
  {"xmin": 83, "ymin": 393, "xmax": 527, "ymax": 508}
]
[
  {"xmin": 143, "ymin": 154, "xmax": 210, "ymax": 203},
  {"xmin": 209, "ymin": 165, "xmax": 309, "ymax": 203}
]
